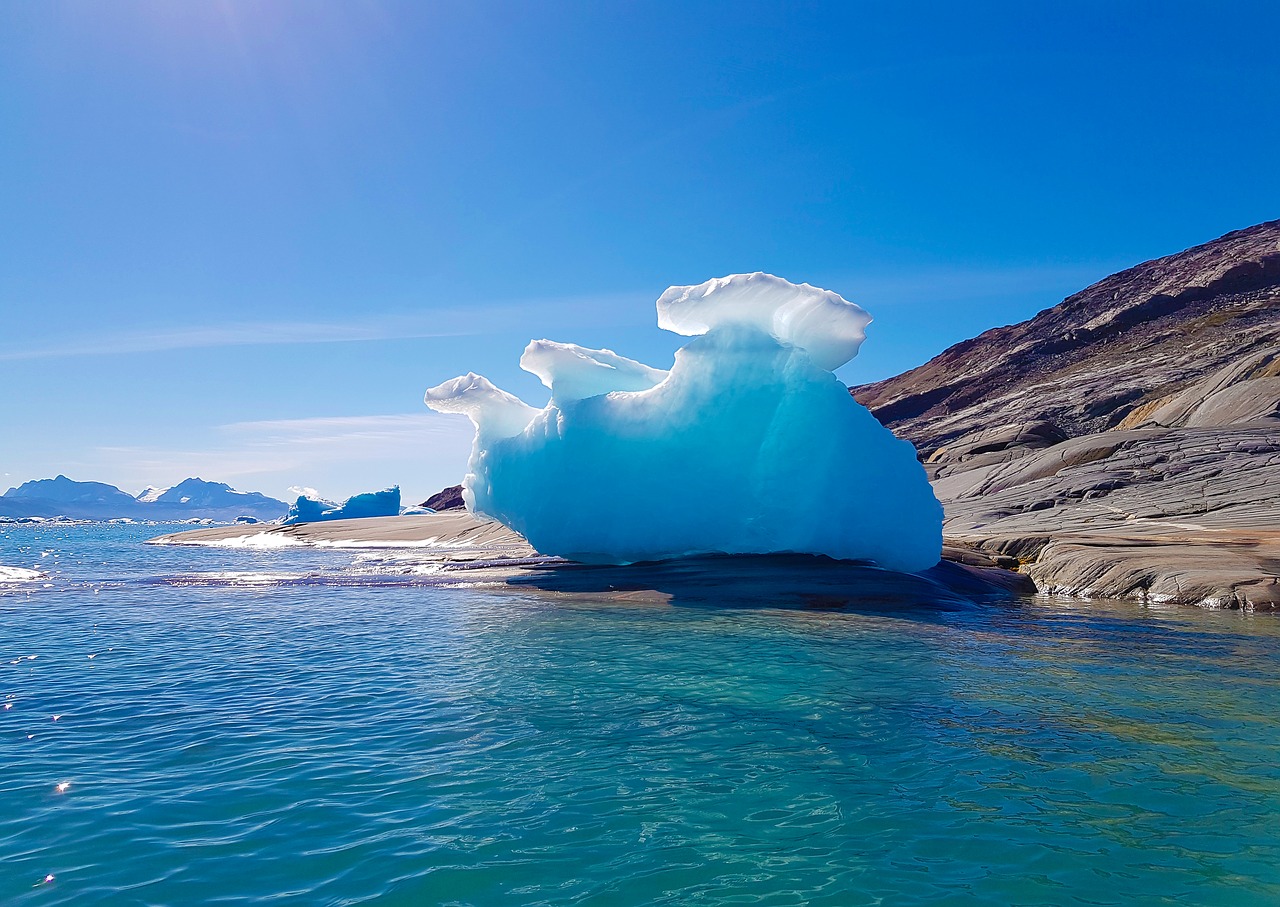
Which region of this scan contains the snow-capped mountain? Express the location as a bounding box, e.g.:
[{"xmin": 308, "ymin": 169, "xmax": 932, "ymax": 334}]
[
  {"xmin": 1, "ymin": 476, "xmax": 288, "ymax": 522},
  {"xmin": 135, "ymin": 485, "xmax": 167, "ymax": 503},
  {"xmin": 150, "ymin": 478, "xmax": 287, "ymax": 515}
]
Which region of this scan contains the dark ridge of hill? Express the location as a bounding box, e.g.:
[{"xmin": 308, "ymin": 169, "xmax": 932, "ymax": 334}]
[
  {"xmin": 855, "ymin": 219, "xmax": 1280, "ymax": 453},
  {"xmin": 852, "ymin": 221, "xmax": 1280, "ymax": 609}
]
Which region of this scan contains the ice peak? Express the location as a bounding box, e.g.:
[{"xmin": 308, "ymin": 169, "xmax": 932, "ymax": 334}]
[
  {"xmin": 424, "ymin": 372, "xmax": 541, "ymax": 440},
  {"xmin": 656, "ymin": 272, "xmax": 871, "ymax": 371},
  {"xmin": 520, "ymin": 340, "xmax": 668, "ymax": 404}
]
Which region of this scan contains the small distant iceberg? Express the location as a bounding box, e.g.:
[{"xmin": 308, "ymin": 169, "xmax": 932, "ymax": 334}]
[
  {"xmin": 426, "ymin": 273, "xmax": 943, "ymax": 572},
  {"xmin": 282, "ymin": 487, "xmax": 401, "ymax": 525},
  {"xmin": 0, "ymin": 565, "xmax": 45, "ymax": 584}
]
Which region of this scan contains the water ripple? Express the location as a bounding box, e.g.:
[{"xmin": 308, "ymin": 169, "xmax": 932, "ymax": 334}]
[{"xmin": 1, "ymin": 524, "xmax": 1279, "ymax": 904}]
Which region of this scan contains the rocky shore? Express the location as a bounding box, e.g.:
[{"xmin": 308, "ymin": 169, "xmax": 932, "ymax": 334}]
[{"xmin": 856, "ymin": 220, "xmax": 1280, "ymax": 609}]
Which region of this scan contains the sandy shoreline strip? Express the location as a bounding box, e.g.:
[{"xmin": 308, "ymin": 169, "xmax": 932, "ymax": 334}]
[
  {"xmin": 149, "ymin": 512, "xmax": 539, "ymax": 561},
  {"xmin": 148, "ymin": 513, "xmax": 1043, "ymax": 607}
]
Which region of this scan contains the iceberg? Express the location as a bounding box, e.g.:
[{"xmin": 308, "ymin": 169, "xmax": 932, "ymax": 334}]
[
  {"xmin": 0, "ymin": 566, "xmax": 45, "ymax": 584},
  {"xmin": 425, "ymin": 273, "xmax": 942, "ymax": 572},
  {"xmin": 282, "ymin": 487, "xmax": 401, "ymax": 524}
]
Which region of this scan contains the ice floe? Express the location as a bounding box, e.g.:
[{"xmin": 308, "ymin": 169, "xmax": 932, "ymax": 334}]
[{"xmin": 0, "ymin": 566, "xmax": 45, "ymax": 584}]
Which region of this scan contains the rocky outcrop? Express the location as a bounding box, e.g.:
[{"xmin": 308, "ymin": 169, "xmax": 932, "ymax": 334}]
[
  {"xmin": 421, "ymin": 484, "xmax": 466, "ymax": 512},
  {"xmin": 934, "ymin": 421, "xmax": 1280, "ymax": 607},
  {"xmin": 854, "ymin": 221, "xmax": 1280, "ymax": 609}
]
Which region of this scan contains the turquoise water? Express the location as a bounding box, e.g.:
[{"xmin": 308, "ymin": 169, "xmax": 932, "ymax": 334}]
[{"xmin": 3, "ymin": 524, "xmax": 1279, "ymax": 905}]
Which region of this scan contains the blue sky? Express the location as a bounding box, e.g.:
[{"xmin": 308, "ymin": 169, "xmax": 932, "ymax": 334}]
[{"xmin": 2, "ymin": 1, "xmax": 1278, "ymax": 503}]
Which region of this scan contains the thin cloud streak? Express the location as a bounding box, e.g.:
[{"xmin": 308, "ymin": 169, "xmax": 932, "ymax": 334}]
[
  {"xmin": 221, "ymin": 413, "xmax": 476, "ymax": 447},
  {"xmin": 0, "ymin": 320, "xmax": 468, "ymax": 362},
  {"xmin": 0, "ymin": 292, "xmax": 653, "ymax": 362},
  {"xmin": 0, "ymin": 267, "xmax": 1111, "ymax": 362}
]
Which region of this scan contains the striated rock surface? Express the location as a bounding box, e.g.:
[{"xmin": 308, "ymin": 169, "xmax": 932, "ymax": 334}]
[{"xmin": 854, "ymin": 220, "xmax": 1280, "ymax": 608}]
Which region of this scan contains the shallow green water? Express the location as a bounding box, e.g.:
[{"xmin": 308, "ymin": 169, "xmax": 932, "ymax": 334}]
[{"xmin": 3, "ymin": 524, "xmax": 1279, "ymax": 905}]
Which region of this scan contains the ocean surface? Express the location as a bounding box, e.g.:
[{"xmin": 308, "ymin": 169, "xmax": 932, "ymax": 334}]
[{"xmin": 3, "ymin": 523, "xmax": 1279, "ymax": 906}]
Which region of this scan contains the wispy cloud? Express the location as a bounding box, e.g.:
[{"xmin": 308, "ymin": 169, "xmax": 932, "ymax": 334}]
[
  {"xmin": 0, "ymin": 321, "xmax": 467, "ymax": 362},
  {"xmin": 0, "ymin": 265, "xmax": 1119, "ymax": 363},
  {"xmin": 221, "ymin": 413, "xmax": 475, "ymax": 449},
  {"xmin": 0, "ymin": 292, "xmax": 653, "ymax": 362}
]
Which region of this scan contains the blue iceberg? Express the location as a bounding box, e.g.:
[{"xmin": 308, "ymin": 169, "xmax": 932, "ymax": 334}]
[
  {"xmin": 425, "ymin": 274, "xmax": 942, "ymax": 572},
  {"xmin": 282, "ymin": 486, "xmax": 401, "ymax": 524}
]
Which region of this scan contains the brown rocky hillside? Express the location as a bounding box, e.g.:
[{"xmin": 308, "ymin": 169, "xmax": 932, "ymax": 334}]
[
  {"xmin": 856, "ymin": 220, "xmax": 1280, "ymax": 452},
  {"xmin": 853, "ymin": 221, "xmax": 1280, "ymax": 608}
]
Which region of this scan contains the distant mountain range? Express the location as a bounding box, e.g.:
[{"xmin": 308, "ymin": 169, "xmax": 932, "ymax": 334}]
[{"xmin": 0, "ymin": 476, "xmax": 289, "ymax": 522}]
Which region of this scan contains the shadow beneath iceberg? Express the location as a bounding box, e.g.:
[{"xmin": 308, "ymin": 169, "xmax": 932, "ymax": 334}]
[{"xmin": 503, "ymin": 553, "xmax": 1033, "ymax": 614}]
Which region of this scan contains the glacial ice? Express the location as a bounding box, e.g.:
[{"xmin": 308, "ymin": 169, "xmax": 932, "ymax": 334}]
[
  {"xmin": 520, "ymin": 340, "xmax": 668, "ymax": 404},
  {"xmin": 656, "ymin": 273, "xmax": 873, "ymax": 371},
  {"xmin": 424, "ymin": 374, "xmax": 540, "ymax": 443},
  {"xmin": 424, "ymin": 272, "xmax": 942, "ymax": 572},
  {"xmin": 282, "ymin": 486, "xmax": 401, "ymax": 524}
]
